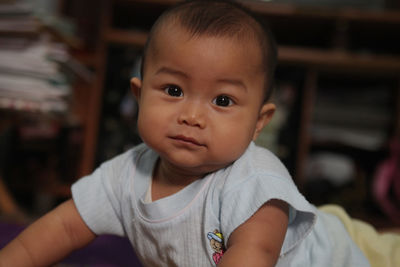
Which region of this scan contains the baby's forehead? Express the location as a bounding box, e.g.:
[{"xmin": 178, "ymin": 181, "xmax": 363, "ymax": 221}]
[
  {"xmin": 151, "ymin": 20, "xmax": 263, "ymax": 58},
  {"xmin": 160, "ymin": 16, "xmax": 261, "ymax": 43},
  {"xmin": 149, "ymin": 24, "xmax": 264, "ymax": 74}
]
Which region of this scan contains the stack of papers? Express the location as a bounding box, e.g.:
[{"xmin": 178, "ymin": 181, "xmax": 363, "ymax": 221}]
[
  {"xmin": 0, "ymin": 40, "xmax": 71, "ymax": 113},
  {"xmin": 0, "ymin": 0, "xmax": 72, "ymax": 113}
]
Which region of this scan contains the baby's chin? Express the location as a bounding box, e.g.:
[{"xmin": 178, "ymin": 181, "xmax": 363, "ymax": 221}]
[{"xmin": 158, "ymin": 156, "xmax": 231, "ymax": 176}]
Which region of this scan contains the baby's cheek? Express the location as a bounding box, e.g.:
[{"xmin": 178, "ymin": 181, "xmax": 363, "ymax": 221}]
[{"xmin": 137, "ymin": 108, "xmax": 159, "ymax": 132}]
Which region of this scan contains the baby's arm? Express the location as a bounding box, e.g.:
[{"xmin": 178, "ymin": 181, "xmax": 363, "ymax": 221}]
[
  {"xmin": 0, "ymin": 199, "xmax": 96, "ymax": 267},
  {"xmin": 219, "ymin": 199, "xmax": 289, "ymax": 267}
]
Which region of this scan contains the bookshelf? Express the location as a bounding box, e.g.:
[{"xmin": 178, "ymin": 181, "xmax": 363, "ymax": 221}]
[
  {"xmin": 82, "ymin": 0, "xmax": 400, "ymax": 227},
  {"xmin": 0, "ymin": 1, "xmax": 101, "ymax": 217}
]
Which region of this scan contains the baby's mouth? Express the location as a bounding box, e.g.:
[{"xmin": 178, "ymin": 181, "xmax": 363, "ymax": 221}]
[{"xmin": 171, "ymin": 135, "xmax": 205, "ymax": 147}]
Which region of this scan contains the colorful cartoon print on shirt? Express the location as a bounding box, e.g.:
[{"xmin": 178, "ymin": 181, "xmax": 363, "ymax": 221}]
[{"xmin": 207, "ymin": 229, "xmax": 225, "ymax": 265}]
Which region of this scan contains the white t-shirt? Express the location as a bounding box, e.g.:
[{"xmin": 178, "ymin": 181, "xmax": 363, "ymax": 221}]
[{"xmin": 72, "ymin": 142, "xmax": 369, "ymax": 267}]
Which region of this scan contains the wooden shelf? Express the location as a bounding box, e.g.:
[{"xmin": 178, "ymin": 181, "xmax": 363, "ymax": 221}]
[
  {"xmin": 114, "ymin": 0, "xmax": 400, "ymax": 24},
  {"xmin": 103, "ymin": 28, "xmax": 400, "ymax": 75},
  {"xmin": 105, "ymin": 28, "xmax": 147, "ymax": 46},
  {"xmin": 278, "ymin": 46, "xmax": 400, "ymax": 74},
  {"xmin": 242, "ymin": 0, "xmax": 400, "ymax": 23},
  {"xmin": 114, "ymin": 0, "xmax": 179, "ymax": 5}
]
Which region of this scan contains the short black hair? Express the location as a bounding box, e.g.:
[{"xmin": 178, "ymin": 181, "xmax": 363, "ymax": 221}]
[{"xmin": 141, "ymin": 0, "xmax": 277, "ymax": 102}]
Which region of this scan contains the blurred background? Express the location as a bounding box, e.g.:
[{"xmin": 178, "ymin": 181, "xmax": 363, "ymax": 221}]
[{"xmin": 0, "ymin": 0, "xmax": 399, "ymax": 263}]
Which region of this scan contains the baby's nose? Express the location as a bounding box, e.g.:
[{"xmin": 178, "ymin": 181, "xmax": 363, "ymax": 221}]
[{"xmin": 177, "ymin": 101, "xmax": 206, "ymax": 128}]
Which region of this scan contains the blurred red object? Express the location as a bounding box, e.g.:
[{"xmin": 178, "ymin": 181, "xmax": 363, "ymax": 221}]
[{"xmin": 373, "ymin": 139, "xmax": 400, "ymax": 224}]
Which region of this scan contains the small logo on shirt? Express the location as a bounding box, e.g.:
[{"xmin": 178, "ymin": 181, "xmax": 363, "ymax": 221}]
[{"xmin": 207, "ymin": 229, "xmax": 225, "ymax": 265}]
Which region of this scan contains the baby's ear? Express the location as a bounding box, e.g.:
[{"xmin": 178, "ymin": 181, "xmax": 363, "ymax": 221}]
[
  {"xmin": 253, "ymin": 103, "xmax": 275, "ymax": 140},
  {"xmin": 130, "ymin": 77, "xmax": 142, "ymax": 100}
]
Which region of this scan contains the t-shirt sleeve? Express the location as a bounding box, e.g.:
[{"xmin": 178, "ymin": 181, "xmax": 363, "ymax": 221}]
[
  {"xmin": 220, "ymin": 172, "xmax": 316, "ymax": 255},
  {"xmin": 71, "ymin": 156, "xmax": 128, "ymax": 236}
]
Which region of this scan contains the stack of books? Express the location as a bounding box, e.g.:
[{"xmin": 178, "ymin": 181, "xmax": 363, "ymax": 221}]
[{"xmin": 0, "ymin": 0, "xmax": 71, "ymax": 114}]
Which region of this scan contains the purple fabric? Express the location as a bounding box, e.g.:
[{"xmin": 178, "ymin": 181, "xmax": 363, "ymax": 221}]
[{"xmin": 0, "ymin": 222, "xmax": 142, "ymax": 266}]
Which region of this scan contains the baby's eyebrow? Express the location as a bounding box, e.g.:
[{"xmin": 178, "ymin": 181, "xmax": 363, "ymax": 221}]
[
  {"xmin": 217, "ymin": 78, "xmax": 247, "ymax": 92},
  {"xmin": 155, "ymin": 66, "xmax": 188, "ymax": 79}
]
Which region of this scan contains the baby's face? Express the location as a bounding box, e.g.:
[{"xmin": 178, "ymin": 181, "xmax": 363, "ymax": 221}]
[{"xmin": 132, "ymin": 24, "xmax": 274, "ymax": 177}]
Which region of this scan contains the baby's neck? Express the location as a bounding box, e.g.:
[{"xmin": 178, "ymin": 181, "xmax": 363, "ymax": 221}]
[{"xmin": 151, "ymin": 159, "xmax": 206, "ymax": 201}]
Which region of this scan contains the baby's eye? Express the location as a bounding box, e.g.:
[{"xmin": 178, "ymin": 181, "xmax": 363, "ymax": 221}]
[
  {"xmin": 164, "ymin": 85, "xmax": 183, "ymax": 97},
  {"xmin": 213, "ymin": 95, "xmax": 233, "ymax": 107}
]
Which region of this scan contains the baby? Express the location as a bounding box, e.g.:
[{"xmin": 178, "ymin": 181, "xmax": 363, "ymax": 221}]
[{"xmin": 0, "ymin": 1, "xmax": 370, "ymax": 266}]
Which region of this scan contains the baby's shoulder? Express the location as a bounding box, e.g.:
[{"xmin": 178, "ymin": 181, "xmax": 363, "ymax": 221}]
[
  {"xmin": 101, "ymin": 143, "xmax": 148, "ymax": 166},
  {"xmin": 97, "ymin": 143, "xmax": 151, "ymax": 180},
  {"xmin": 228, "ymin": 143, "xmax": 292, "ymax": 182}
]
